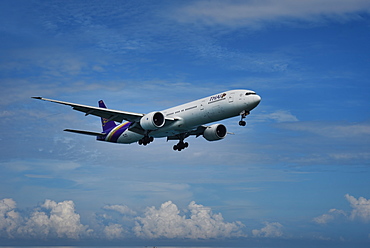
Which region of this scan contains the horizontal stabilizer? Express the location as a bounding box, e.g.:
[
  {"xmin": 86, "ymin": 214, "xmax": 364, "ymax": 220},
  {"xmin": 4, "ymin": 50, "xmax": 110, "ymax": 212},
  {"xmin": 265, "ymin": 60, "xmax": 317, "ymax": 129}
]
[{"xmin": 64, "ymin": 129, "xmax": 106, "ymax": 137}]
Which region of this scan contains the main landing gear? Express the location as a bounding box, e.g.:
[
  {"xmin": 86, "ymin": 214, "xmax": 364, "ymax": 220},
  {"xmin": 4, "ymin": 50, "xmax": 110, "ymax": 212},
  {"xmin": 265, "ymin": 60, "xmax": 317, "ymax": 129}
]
[
  {"xmin": 138, "ymin": 136, "xmax": 154, "ymax": 146},
  {"xmin": 172, "ymin": 133, "xmax": 190, "ymax": 151},
  {"xmin": 173, "ymin": 141, "xmax": 189, "ymax": 151},
  {"xmin": 239, "ymin": 110, "xmax": 250, "ymax": 126}
]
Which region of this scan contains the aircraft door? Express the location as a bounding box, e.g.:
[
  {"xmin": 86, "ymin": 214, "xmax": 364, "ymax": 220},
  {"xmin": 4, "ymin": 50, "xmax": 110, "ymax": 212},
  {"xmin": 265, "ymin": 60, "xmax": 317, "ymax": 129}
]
[
  {"xmin": 200, "ymin": 100, "xmax": 209, "ymax": 119},
  {"xmin": 228, "ymin": 93, "xmax": 234, "ymax": 103},
  {"xmin": 200, "ymin": 100, "xmax": 205, "ymax": 110}
]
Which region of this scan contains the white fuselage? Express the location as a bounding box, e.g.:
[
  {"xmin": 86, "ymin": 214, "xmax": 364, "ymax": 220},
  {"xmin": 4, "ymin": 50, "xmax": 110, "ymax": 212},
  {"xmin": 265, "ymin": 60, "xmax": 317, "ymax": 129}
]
[{"xmin": 113, "ymin": 89, "xmax": 261, "ymax": 144}]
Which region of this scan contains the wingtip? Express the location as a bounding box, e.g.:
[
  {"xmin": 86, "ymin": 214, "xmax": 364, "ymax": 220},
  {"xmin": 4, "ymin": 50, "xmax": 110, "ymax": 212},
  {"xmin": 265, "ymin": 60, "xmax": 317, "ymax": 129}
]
[{"xmin": 31, "ymin": 96, "xmax": 43, "ymax": 99}]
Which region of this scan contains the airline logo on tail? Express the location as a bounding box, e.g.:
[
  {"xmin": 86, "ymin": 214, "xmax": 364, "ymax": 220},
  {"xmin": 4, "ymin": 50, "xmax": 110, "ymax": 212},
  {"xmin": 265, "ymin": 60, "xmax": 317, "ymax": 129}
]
[
  {"xmin": 102, "ymin": 118, "xmax": 110, "ymax": 126},
  {"xmin": 98, "ymin": 100, "xmax": 117, "ymax": 133}
]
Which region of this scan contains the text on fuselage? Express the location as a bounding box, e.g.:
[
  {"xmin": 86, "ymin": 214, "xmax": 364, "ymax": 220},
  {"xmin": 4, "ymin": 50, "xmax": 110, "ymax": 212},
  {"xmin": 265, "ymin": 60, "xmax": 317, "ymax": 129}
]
[{"xmin": 209, "ymin": 93, "xmax": 227, "ymax": 103}]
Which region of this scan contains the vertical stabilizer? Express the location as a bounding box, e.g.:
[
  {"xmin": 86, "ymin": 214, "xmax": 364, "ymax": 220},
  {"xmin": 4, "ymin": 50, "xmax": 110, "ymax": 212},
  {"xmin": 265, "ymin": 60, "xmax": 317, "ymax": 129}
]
[{"xmin": 98, "ymin": 100, "xmax": 117, "ymax": 132}]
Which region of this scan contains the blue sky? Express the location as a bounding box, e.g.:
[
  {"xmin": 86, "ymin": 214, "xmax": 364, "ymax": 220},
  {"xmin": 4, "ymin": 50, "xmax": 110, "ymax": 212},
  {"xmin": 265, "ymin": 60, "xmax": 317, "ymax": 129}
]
[{"xmin": 0, "ymin": 0, "xmax": 370, "ymax": 247}]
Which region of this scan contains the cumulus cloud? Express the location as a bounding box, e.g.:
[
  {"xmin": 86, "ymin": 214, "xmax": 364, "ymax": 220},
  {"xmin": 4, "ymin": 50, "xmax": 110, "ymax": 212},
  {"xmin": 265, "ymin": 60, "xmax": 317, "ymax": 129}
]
[
  {"xmin": 345, "ymin": 194, "xmax": 370, "ymax": 222},
  {"xmin": 0, "ymin": 198, "xmax": 246, "ymax": 241},
  {"xmin": 252, "ymin": 222, "xmax": 284, "ymax": 238},
  {"xmin": 0, "ymin": 198, "xmax": 22, "ymax": 238},
  {"xmin": 103, "ymin": 223, "xmax": 126, "ymax": 240},
  {"xmin": 18, "ymin": 199, "xmax": 92, "ymax": 239},
  {"xmin": 314, "ymin": 194, "xmax": 370, "ymax": 224},
  {"xmin": 134, "ymin": 201, "xmax": 245, "ymax": 239},
  {"xmin": 0, "ymin": 199, "xmax": 92, "ymax": 239}
]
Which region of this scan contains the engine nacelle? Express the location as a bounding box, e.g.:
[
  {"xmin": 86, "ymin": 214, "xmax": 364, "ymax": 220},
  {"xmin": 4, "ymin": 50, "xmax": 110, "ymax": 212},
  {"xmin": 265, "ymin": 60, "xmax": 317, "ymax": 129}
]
[
  {"xmin": 203, "ymin": 124, "xmax": 227, "ymax": 141},
  {"xmin": 140, "ymin": 111, "xmax": 165, "ymax": 130}
]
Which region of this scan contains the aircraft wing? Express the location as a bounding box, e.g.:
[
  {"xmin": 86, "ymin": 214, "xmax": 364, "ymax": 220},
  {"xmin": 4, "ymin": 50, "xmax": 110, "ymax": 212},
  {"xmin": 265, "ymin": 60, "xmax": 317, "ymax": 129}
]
[{"xmin": 32, "ymin": 97, "xmax": 144, "ymax": 123}]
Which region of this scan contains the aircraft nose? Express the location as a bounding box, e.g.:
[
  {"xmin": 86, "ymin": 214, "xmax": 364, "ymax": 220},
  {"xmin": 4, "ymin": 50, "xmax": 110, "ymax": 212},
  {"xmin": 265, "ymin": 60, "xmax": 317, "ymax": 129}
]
[
  {"xmin": 251, "ymin": 94, "xmax": 261, "ymax": 109},
  {"xmin": 255, "ymin": 94, "xmax": 261, "ymax": 104}
]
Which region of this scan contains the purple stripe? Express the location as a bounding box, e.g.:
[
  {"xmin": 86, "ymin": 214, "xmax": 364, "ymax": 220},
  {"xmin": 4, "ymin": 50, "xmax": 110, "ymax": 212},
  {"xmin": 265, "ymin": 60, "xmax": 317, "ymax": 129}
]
[{"xmin": 107, "ymin": 122, "xmax": 131, "ymax": 142}]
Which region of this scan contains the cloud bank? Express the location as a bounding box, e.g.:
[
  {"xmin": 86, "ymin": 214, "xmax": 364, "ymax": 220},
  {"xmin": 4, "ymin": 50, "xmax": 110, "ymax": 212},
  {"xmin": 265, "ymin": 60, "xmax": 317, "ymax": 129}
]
[
  {"xmin": 134, "ymin": 201, "xmax": 245, "ymax": 239},
  {"xmin": 0, "ymin": 198, "xmax": 245, "ymax": 241}
]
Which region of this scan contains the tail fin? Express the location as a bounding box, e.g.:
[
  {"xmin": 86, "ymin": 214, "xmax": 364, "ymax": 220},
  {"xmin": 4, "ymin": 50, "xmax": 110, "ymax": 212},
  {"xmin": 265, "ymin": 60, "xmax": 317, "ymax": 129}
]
[{"xmin": 98, "ymin": 100, "xmax": 117, "ymax": 132}]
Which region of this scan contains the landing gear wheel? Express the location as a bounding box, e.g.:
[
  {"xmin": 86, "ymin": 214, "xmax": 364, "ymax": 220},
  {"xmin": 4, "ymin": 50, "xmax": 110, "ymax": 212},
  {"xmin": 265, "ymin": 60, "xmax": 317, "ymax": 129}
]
[
  {"xmin": 239, "ymin": 110, "xmax": 250, "ymax": 126},
  {"xmin": 138, "ymin": 136, "xmax": 154, "ymax": 146},
  {"xmin": 173, "ymin": 141, "xmax": 189, "ymax": 151}
]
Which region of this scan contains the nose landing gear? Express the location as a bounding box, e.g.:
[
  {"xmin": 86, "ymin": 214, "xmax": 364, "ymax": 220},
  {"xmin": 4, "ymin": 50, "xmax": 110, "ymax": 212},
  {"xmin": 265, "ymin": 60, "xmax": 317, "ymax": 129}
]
[{"xmin": 239, "ymin": 110, "xmax": 250, "ymax": 126}]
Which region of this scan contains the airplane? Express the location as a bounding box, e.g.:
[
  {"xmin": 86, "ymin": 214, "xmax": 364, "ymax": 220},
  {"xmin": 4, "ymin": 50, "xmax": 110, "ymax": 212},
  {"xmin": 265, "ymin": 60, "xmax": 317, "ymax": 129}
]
[{"xmin": 32, "ymin": 89, "xmax": 261, "ymax": 151}]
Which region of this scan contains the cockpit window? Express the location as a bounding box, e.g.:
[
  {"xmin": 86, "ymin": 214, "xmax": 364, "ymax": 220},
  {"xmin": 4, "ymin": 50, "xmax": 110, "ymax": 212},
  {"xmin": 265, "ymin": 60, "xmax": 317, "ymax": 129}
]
[{"xmin": 245, "ymin": 92, "xmax": 256, "ymax": 95}]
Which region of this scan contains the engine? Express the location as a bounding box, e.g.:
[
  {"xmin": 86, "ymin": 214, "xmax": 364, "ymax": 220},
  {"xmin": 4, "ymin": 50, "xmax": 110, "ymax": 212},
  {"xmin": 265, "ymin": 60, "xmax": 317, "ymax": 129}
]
[
  {"xmin": 203, "ymin": 124, "xmax": 227, "ymax": 141},
  {"xmin": 140, "ymin": 111, "xmax": 165, "ymax": 130}
]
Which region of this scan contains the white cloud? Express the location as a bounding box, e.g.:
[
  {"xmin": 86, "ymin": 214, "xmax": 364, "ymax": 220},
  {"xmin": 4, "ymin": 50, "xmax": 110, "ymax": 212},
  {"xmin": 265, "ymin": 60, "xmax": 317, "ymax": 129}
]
[
  {"xmin": 0, "ymin": 198, "xmax": 21, "ymax": 238},
  {"xmin": 280, "ymin": 121, "xmax": 370, "ymax": 138},
  {"xmin": 175, "ymin": 0, "xmax": 370, "ymax": 28},
  {"xmin": 17, "ymin": 199, "xmax": 92, "ymax": 239},
  {"xmin": 103, "ymin": 223, "xmax": 126, "ymax": 240},
  {"xmin": 134, "ymin": 201, "xmax": 245, "ymax": 239},
  {"xmin": 257, "ymin": 110, "xmax": 299, "ymax": 123},
  {"xmin": 314, "ymin": 194, "xmax": 370, "ymax": 224},
  {"xmin": 345, "ymin": 194, "xmax": 370, "ymax": 222},
  {"xmin": 313, "ymin": 209, "xmax": 347, "ymax": 224},
  {"xmin": 103, "ymin": 204, "xmax": 137, "ymax": 216},
  {"xmin": 313, "ymin": 213, "xmax": 335, "ymax": 224},
  {"xmin": 2, "ymin": 159, "xmax": 81, "ymax": 173},
  {"xmin": 252, "ymin": 222, "xmax": 284, "ymax": 238},
  {"xmin": 0, "ymin": 198, "xmax": 247, "ymax": 241}
]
